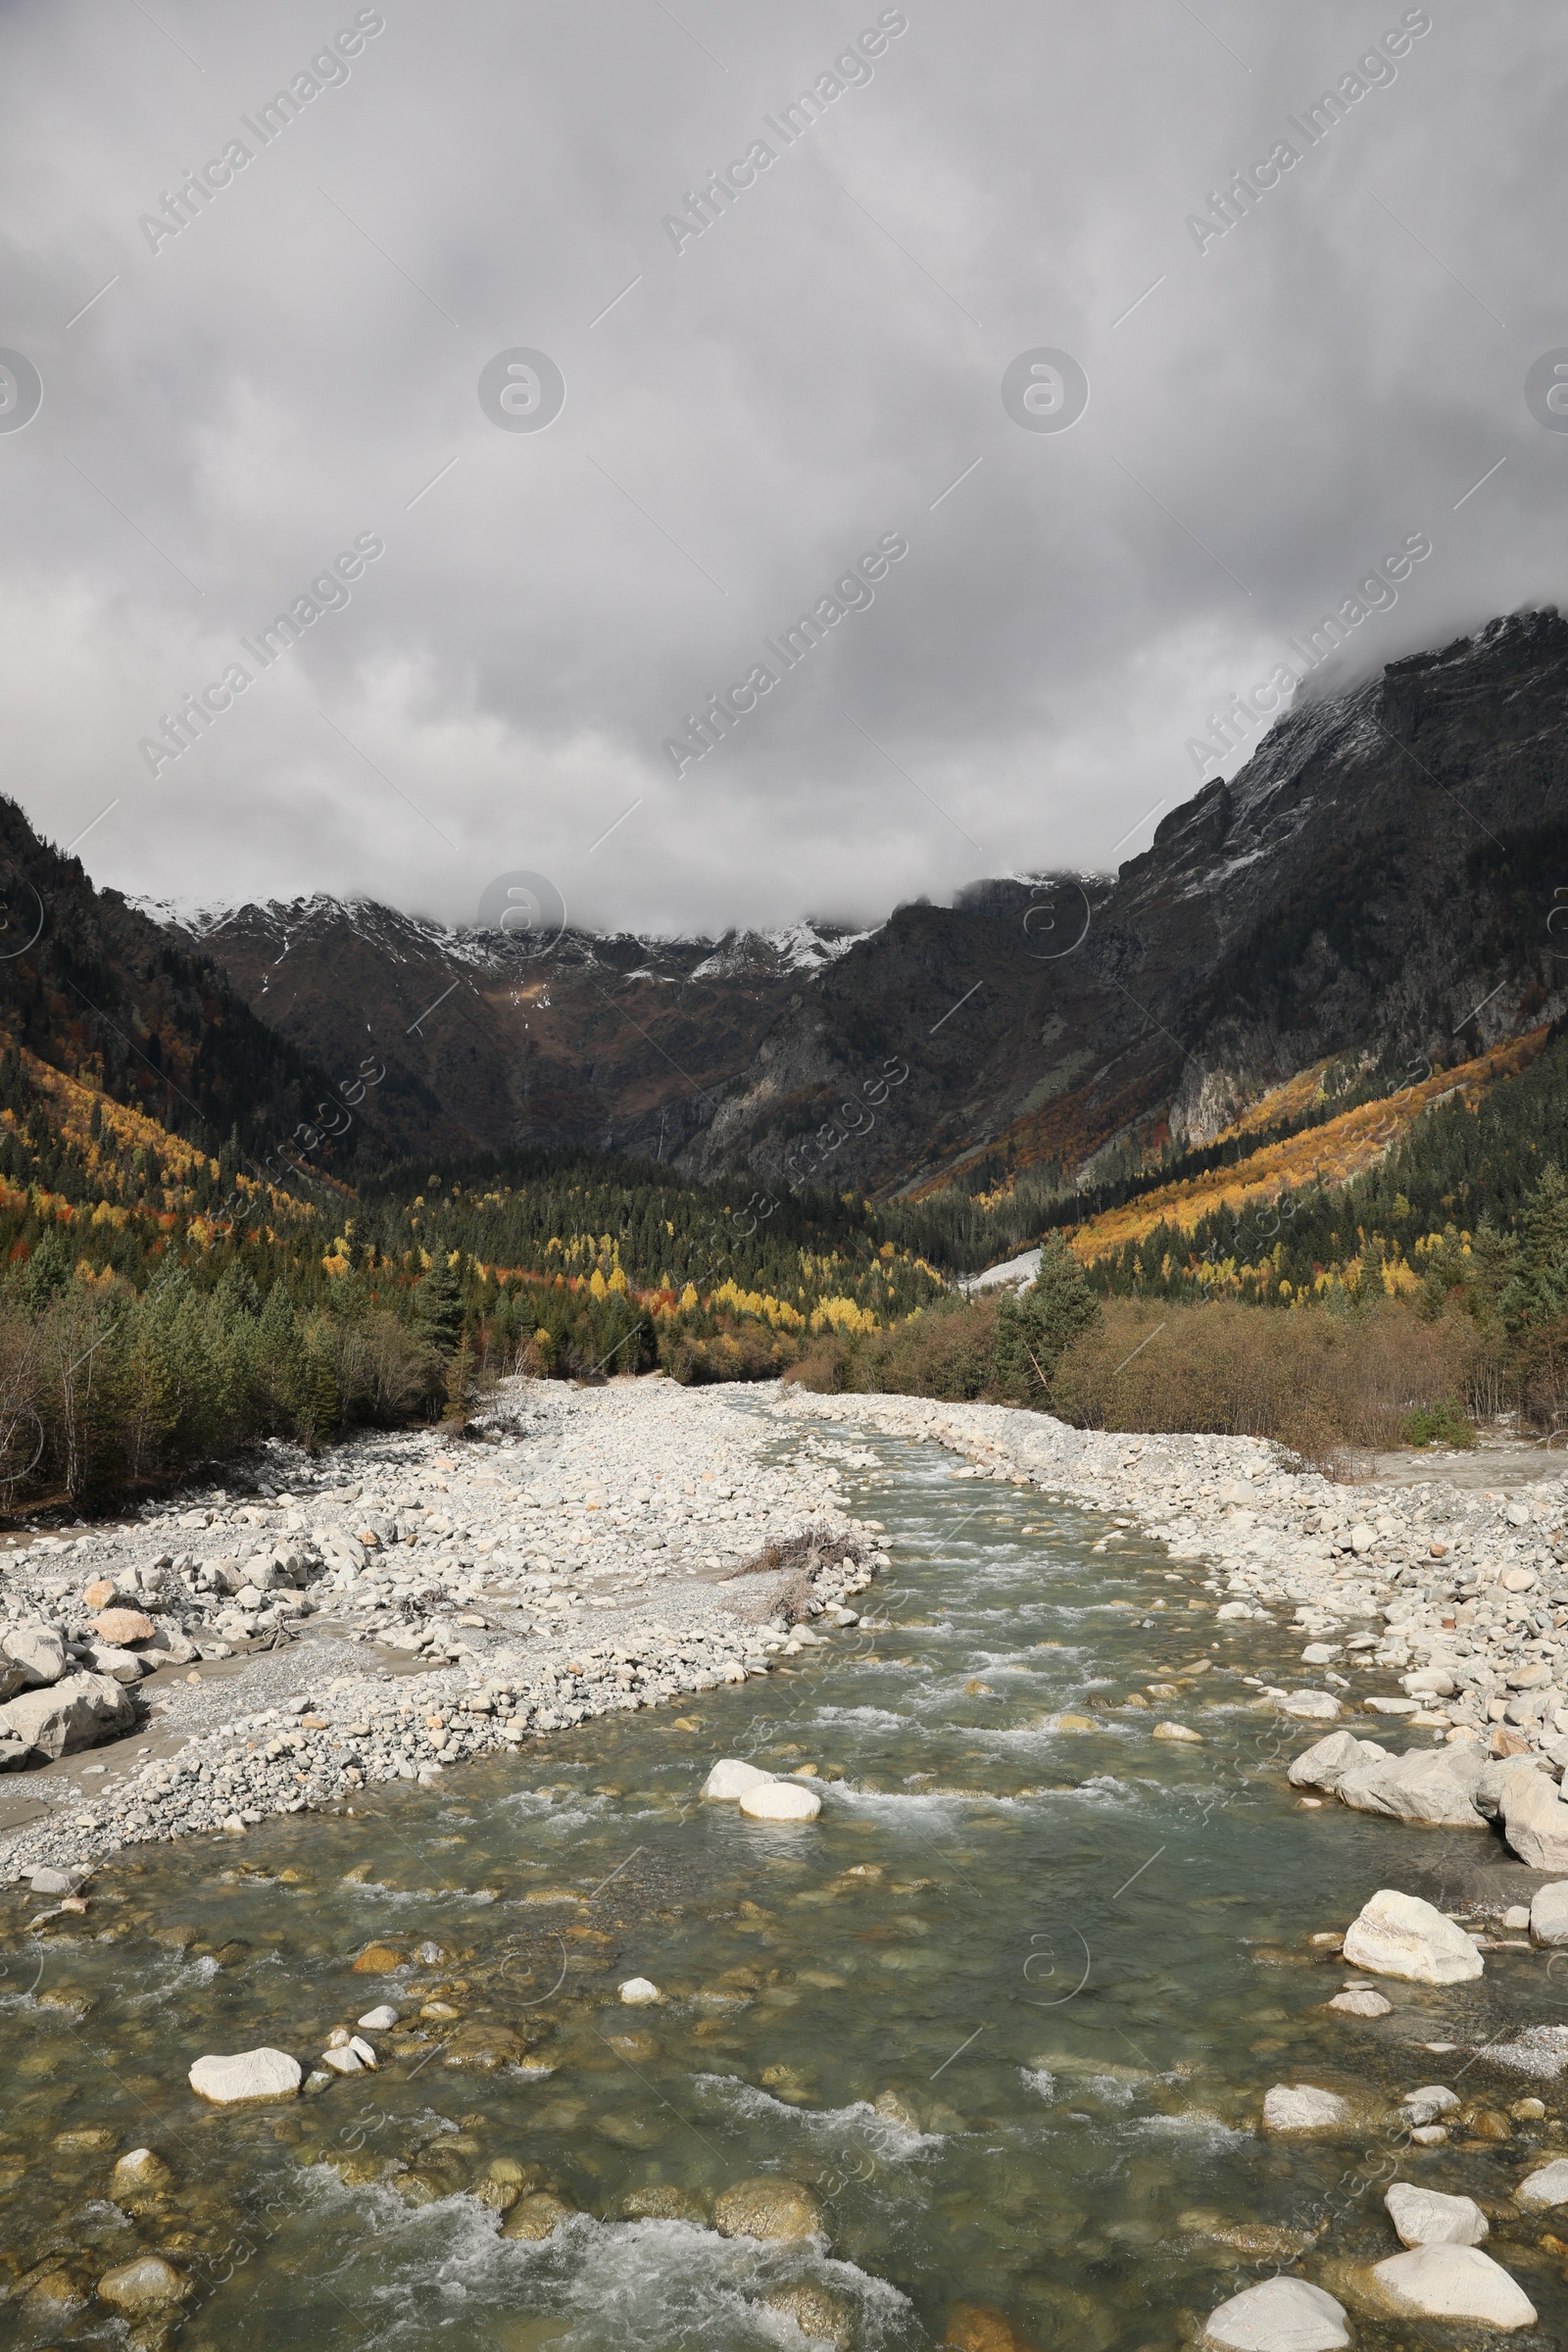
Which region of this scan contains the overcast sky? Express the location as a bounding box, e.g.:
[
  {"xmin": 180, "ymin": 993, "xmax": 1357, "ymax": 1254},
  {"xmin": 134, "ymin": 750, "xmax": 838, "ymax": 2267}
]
[{"xmin": 0, "ymin": 0, "xmax": 1562, "ymax": 939}]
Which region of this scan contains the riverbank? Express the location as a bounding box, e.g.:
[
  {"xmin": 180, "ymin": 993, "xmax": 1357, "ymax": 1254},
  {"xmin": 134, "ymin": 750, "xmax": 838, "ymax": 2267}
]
[
  {"xmin": 0, "ymin": 1377, "xmax": 887, "ymax": 1887},
  {"xmin": 6, "ymin": 1373, "xmax": 1568, "ymax": 1890}
]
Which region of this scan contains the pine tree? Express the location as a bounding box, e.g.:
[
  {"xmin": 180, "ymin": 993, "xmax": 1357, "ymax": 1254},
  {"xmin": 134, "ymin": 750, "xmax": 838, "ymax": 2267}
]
[
  {"xmin": 992, "ymin": 1237, "xmax": 1102, "ymax": 1404},
  {"xmin": 414, "ymin": 1253, "xmax": 465, "ymax": 1352},
  {"xmin": 1502, "ymin": 1164, "xmax": 1568, "ymax": 1332}
]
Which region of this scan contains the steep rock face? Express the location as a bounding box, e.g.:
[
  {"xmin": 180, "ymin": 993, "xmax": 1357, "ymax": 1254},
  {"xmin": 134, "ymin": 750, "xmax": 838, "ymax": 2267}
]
[
  {"xmin": 154, "ymin": 896, "xmax": 871, "ymax": 1164},
  {"xmin": 152, "ymin": 610, "xmax": 1568, "ymax": 1193},
  {"xmin": 682, "ymin": 610, "xmax": 1568, "ymax": 1194},
  {"xmin": 0, "ymin": 799, "xmax": 352, "ymax": 1162}
]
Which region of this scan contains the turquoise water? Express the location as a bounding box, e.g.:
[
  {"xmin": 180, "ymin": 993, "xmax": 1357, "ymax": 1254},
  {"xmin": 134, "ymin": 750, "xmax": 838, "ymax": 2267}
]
[{"xmin": 3, "ymin": 1419, "xmax": 1565, "ymax": 2348}]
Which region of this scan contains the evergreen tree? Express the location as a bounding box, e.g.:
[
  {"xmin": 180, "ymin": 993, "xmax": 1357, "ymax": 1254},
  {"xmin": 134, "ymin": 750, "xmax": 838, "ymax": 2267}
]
[
  {"xmin": 992, "ymin": 1237, "xmax": 1102, "ymax": 1405},
  {"xmin": 1502, "ymin": 1164, "xmax": 1568, "ymax": 1331},
  {"xmin": 413, "ymin": 1252, "xmax": 465, "ymax": 1352}
]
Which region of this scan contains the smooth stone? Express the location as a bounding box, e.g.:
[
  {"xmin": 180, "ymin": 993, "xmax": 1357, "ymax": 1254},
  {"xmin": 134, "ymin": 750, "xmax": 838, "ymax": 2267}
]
[
  {"xmin": 1289, "ymin": 1731, "xmax": 1383, "ymax": 1792},
  {"xmin": 500, "ymin": 2190, "xmax": 578, "ymax": 2240},
  {"xmin": 1371, "ymin": 2246, "xmax": 1536, "ymax": 2328},
  {"xmin": 767, "ymin": 2282, "xmax": 854, "ymax": 2349},
  {"xmin": 1335, "ymin": 1745, "xmax": 1486, "ymax": 1829},
  {"xmin": 1153, "ymin": 1721, "xmax": 1204, "ymax": 1742},
  {"xmin": 712, "ymin": 2175, "xmax": 825, "ymax": 2241},
  {"xmin": 321, "ymin": 2045, "xmax": 363, "ymax": 2075},
  {"xmin": 91, "ymin": 1607, "xmax": 157, "ymax": 1645},
  {"xmin": 97, "ymin": 2254, "xmax": 188, "ymax": 2315},
  {"xmin": 618, "ymin": 1977, "xmax": 660, "ymax": 2003},
  {"xmin": 1327, "ymin": 1988, "xmax": 1392, "ymax": 2018},
  {"xmin": 28, "ymin": 1866, "xmax": 77, "ymax": 1895},
  {"xmin": 1402, "ymin": 2085, "xmax": 1459, "ymax": 2126},
  {"xmin": 1342, "ymin": 1888, "xmax": 1484, "ymax": 1984},
  {"xmin": 188, "ymin": 2048, "xmax": 302, "ymax": 2104},
  {"xmin": 702, "ymin": 1757, "xmax": 775, "ymax": 1800},
  {"xmin": 110, "ymin": 2147, "xmax": 172, "ymax": 2201},
  {"xmin": 1280, "ymin": 1690, "xmax": 1340, "ymax": 1721},
  {"xmin": 1200, "ymin": 2276, "xmax": 1348, "ymax": 2351},
  {"xmin": 739, "ymin": 1780, "xmax": 822, "ymax": 1821},
  {"xmin": 1386, "ymin": 2180, "xmax": 1488, "ymax": 2246},
  {"xmin": 1499, "ymin": 1770, "xmax": 1568, "ymax": 1871},
  {"xmin": 1262, "ymin": 2084, "xmax": 1351, "ymax": 2134},
  {"xmin": 0, "ymin": 1670, "xmax": 135, "ymax": 1762},
  {"xmin": 1515, "ymin": 2157, "xmax": 1568, "ymax": 2209},
  {"xmin": 620, "ymin": 2184, "xmax": 709, "ymax": 2223},
  {"xmin": 357, "ymin": 2005, "xmax": 399, "ymax": 2030},
  {"xmin": 2, "ymin": 1624, "xmax": 68, "ymax": 1687},
  {"xmin": 352, "ymin": 1942, "xmax": 406, "ymax": 1973}
]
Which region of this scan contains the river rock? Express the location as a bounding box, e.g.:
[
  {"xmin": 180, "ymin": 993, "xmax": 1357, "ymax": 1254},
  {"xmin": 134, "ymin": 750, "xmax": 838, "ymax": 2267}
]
[
  {"xmin": 500, "ymin": 2190, "xmax": 578, "ymax": 2240},
  {"xmin": 1385, "ymin": 2181, "xmax": 1488, "ymax": 2246},
  {"xmin": 1327, "ymin": 1987, "xmax": 1392, "ymax": 2018},
  {"xmin": 1401, "ymin": 2086, "xmax": 1459, "ymax": 2127},
  {"xmin": 1200, "ymin": 2277, "xmax": 1348, "ymax": 2351},
  {"xmin": 1497, "ymin": 1769, "xmax": 1568, "ymax": 1871},
  {"xmin": 1474, "ymin": 1755, "xmax": 1546, "ymax": 1818},
  {"xmin": 1341, "ymin": 1889, "xmax": 1484, "ymax": 1984},
  {"xmin": 1335, "ymin": 1745, "xmax": 1486, "ymax": 1829},
  {"xmin": 621, "ymin": 2184, "xmax": 709, "ymax": 2223},
  {"xmin": 1280, "ymin": 1690, "xmax": 1340, "ymax": 1721},
  {"xmin": 1289, "ymin": 1731, "xmax": 1382, "ymax": 1791},
  {"xmin": 712, "ymin": 2175, "xmax": 824, "ymax": 2241},
  {"xmin": 1, "ymin": 1623, "xmax": 68, "ymax": 1687},
  {"xmin": 110, "ymin": 2146, "xmax": 173, "ymax": 2202},
  {"xmin": 703, "ymin": 1757, "xmax": 775, "ymax": 1800},
  {"xmin": 618, "ymin": 1977, "xmax": 660, "ymax": 2003},
  {"xmin": 1262, "ymin": 2084, "xmax": 1350, "ymax": 2133},
  {"xmin": 767, "ymin": 2282, "xmax": 854, "ymax": 2349},
  {"xmin": 1514, "ymin": 2157, "xmax": 1568, "ymax": 2209},
  {"xmin": 1153, "ymin": 1720, "xmax": 1204, "ymax": 1742},
  {"xmin": 188, "ymin": 2047, "xmax": 302, "ymax": 2103},
  {"xmin": 357, "ymin": 2005, "xmax": 399, "ymax": 2030},
  {"xmin": 1370, "ymin": 2246, "xmax": 1535, "ymax": 2328},
  {"xmin": 739, "ymin": 1779, "xmax": 821, "ymax": 1821},
  {"xmin": 1530, "ymin": 1883, "xmax": 1568, "ymax": 1945},
  {"xmin": 97, "ymin": 2254, "xmax": 188, "ymax": 2315},
  {"xmin": 0, "ymin": 1670, "xmax": 135, "ymax": 1763},
  {"xmin": 91, "ymin": 1607, "xmax": 157, "ymax": 1646}
]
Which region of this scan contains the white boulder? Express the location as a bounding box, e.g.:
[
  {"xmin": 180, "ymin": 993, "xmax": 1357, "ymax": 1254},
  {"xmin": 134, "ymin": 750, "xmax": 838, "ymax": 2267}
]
[
  {"xmin": 1262, "ymin": 2084, "xmax": 1350, "ymax": 2133},
  {"xmin": 0, "ymin": 1670, "xmax": 135, "ymax": 1764},
  {"xmin": 1385, "ymin": 2181, "xmax": 1488, "ymax": 2247},
  {"xmin": 1530, "ymin": 1882, "xmax": 1568, "ymax": 1945},
  {"xmin": 1280, "ymin": 1690, "xmax": 1340, "ymax": 1721},
  {"xmin": 1200, "ymin": 2277, "xmax": 1348, "ymax": 2351},
  {"xmin": 1, "ymin": 1623, "xmax": 68, "ymax": 1687},
  {"xmin": 618, "ymin": 1977, "xmax": 660, "ymax": 2004},
  {"xmin": 1341, "ymin": 1889, "xmax": 1484, "ymax": 1984},
  {"xmin": 188, "ymin": 2048, "xmax": 302, "ymax": 2103},
  {"xmin": 702, "ymin": 1758, "xmax": 775, "ymax": 1801},
  {"xmin": 1289, "ymin": 1731, "xmax": 1383, "ymax": 1791},
  {"xmin": 1371, "ymin": 2246, "xmax": 1535, "ymax": 2328},
  {"xmin": 1498, "ymin": 1769, "xmax": 1568, "ymax": 1872},
  {"xmin": 740, "ymin": 1779, "xmax": 822, "ymax": 1822},
  {"xmin": 1515, "ymin": 2157, "xmax": 1568, "ymax": 2210},
  {"xmin": 357, "ymin": 2005, "xmax": 398, "ymax": 2031},
  {"xmin": 1335, "ymin": 1746, "xmax": 1485, "ymax": 1830}
]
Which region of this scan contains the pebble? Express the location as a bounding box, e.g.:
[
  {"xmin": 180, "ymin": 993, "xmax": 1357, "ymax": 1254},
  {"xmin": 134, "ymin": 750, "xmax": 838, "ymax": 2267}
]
[{"xmin": 618, "ymin": 1977, "xmax": 660, "ymax": 2004}]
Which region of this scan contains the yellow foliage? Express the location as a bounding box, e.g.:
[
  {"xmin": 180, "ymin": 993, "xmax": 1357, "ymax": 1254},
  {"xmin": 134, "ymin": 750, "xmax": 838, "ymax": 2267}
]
[
  {"xmin": 589, "ymin": 1268, "xmax": 609, "ymax": 1300},
  {"xmin": 608, "ymin": 1265, "xmax": 628, "ymax": 1294},
  {"xmin": 809, "ymin": 1296, "xmax": 879, "ymax": 1335},
  {"xmin": 679, "ymin": 1283, "xmax": 699, "ymax": 1312}
]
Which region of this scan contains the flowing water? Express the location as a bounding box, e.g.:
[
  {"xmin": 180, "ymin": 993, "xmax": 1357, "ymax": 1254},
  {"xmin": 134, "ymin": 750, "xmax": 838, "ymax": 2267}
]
[{"xmin": 5, "ymin": 1415, "xmax": 1567, "ymax": 2349}]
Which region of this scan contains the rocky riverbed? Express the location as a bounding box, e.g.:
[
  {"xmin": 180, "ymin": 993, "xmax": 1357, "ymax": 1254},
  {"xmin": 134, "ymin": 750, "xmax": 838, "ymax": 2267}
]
[
  {"xmin": 0, "ymin": 1377, "xmax": 889, "ymax": 1886},
  {"xmin": 782, "ymin": 1390, "xmax": 1568, "ymax": 1866},
  {"xmin": 8, "ymin": 1379, "xmax": 1568, "ymax": 1890}
]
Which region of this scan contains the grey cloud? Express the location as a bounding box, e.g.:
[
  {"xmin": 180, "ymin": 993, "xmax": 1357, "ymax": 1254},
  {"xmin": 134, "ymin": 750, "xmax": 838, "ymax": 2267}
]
[{"xmin": 0, "ymin": 0, "xmax": 1564, "ymax": 938}]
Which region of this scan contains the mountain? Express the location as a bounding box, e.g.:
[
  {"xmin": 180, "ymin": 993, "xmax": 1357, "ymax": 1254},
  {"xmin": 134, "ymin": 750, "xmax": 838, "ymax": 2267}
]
[
  {"xmin": 683, "ymin": 607, "xmax": 1568, "ymax": 1198},
  {"xmin": 150, "ymin": 608, "xmax": 1568, "ymax": 1200},
  {"xmin": 0, "ymin": 797, "xmax": 361, "ymax": 1175},
  {"xmin": 148, "ymin": 896, "xmax": 874, "ymax": 1164}
]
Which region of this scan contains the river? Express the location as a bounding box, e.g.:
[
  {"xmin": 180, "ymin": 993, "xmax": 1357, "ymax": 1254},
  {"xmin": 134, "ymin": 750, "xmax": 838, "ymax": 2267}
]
[{"xmin": 4, "ymin": 1409, "xmax": 1565, "ymax": 2348}]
